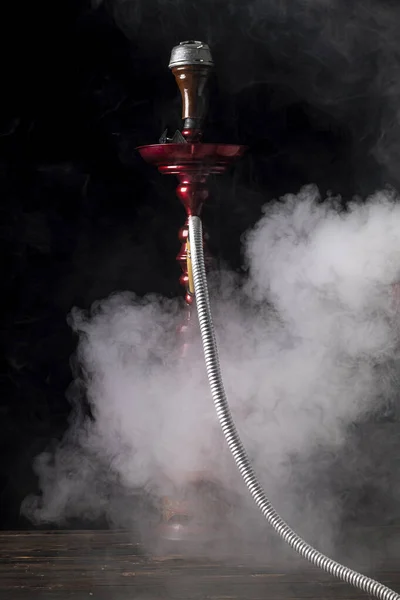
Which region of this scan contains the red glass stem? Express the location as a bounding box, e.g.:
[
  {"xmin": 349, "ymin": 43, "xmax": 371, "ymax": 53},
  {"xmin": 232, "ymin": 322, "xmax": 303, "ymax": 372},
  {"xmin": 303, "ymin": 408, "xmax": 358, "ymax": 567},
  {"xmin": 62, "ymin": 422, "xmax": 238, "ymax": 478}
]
[{"xmin": 175, "ymin": 173, "xmax": 211, "ymax": 306}]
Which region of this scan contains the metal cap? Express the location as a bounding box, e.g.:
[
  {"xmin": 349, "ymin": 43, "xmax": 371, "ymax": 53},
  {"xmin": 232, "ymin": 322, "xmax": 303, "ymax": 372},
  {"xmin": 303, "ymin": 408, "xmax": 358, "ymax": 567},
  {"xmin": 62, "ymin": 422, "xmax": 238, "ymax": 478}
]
[{"xmin": 168, "ymin": 40, "xmax": 214, "ymax": 69}]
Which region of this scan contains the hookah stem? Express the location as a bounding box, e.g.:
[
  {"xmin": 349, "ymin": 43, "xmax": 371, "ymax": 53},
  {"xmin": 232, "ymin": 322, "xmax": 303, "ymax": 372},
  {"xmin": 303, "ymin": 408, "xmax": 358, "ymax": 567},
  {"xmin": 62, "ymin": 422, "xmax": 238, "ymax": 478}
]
[{"xmin": 188, "ymin": 214, "xmax": 400, "ymax": 600}]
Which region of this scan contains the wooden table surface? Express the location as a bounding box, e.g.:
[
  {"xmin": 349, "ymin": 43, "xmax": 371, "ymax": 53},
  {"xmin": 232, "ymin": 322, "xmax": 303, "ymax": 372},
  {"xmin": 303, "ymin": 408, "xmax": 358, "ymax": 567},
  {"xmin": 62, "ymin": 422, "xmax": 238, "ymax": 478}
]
[{"xmin": 1, "ymin": 529, "xmax": 400, "ymax": 599}]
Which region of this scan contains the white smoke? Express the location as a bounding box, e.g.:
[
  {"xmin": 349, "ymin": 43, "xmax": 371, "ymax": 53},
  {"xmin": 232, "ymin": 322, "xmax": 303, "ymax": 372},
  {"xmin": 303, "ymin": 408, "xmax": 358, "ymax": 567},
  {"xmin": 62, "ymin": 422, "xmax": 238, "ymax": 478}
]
[{"xmin": 22, "ymin": 184, "xmax": 400, "ymax": 557}]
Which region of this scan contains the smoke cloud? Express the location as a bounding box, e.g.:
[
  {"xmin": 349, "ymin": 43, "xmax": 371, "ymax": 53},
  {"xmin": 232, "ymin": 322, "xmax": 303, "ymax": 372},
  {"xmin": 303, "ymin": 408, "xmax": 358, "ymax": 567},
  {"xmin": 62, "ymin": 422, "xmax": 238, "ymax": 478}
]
[
  {"xmin": 22, "ymin": 184, "xmax": 400, "ymax": 560},
  {"xmin": 20, "ymin": 0, "xmax": 400, "ymax": 564}
]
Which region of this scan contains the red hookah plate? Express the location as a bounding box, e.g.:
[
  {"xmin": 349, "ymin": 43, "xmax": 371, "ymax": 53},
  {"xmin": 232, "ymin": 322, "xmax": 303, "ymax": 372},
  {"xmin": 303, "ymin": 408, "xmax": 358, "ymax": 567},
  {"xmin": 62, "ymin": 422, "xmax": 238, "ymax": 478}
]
[{"xmin": 137, "ymin": 143, "xmax": 247, "ymax": 174}]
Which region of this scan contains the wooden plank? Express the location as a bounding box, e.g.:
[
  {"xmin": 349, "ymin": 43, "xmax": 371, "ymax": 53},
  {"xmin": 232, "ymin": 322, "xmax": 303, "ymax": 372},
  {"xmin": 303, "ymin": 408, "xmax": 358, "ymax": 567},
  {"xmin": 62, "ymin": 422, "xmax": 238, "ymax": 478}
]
[{"xmin": 1, "ymin": 530, "xmax": 400, "ymax": 600}]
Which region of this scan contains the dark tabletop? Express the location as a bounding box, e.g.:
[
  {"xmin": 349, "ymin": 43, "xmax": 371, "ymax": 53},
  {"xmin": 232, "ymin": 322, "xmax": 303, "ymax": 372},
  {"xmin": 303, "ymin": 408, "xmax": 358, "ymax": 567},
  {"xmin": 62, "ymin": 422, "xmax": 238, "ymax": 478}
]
[{"xmin": 2, "ymin": 529, "xmax": 400, "ymax": 600}]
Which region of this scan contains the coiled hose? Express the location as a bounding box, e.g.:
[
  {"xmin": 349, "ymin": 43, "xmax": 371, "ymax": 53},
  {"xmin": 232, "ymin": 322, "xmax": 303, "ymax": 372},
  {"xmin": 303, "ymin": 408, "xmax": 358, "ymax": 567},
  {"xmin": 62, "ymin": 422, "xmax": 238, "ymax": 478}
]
[{"xmin": 188, "ymin": 215, "xmax": 400, "ymax": 600}]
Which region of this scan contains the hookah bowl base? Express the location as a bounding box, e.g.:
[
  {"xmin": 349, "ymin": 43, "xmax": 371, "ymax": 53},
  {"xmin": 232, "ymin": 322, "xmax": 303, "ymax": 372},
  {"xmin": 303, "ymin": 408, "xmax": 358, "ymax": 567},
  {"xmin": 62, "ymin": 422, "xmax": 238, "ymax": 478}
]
[{"xmin": 152, "ymin": 475, "xmax": 236, "ymax": 552}]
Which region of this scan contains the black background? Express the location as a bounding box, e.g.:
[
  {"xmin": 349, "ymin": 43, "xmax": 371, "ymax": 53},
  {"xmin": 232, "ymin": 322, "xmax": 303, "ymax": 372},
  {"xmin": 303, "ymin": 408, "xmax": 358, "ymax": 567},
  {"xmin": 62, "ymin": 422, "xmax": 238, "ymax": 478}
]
[{"xmin": 1, "ymin": 0, "xmax": 398, "ymax": 529}]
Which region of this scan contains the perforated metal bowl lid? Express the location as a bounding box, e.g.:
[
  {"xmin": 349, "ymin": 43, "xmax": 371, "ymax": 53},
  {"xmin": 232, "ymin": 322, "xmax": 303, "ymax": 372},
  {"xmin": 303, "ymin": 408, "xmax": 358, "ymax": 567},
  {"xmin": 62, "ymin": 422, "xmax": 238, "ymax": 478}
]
[{"xmin": 169, "ymin": 40, "xmax": 214, "ymax": 69}]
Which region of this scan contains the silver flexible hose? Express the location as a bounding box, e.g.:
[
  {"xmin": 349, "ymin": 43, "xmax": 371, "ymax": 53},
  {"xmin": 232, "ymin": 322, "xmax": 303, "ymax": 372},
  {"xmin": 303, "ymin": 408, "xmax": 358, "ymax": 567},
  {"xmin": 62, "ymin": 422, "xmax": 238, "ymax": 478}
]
[{"xmin": 188, "ymin": 214, "xmax": 399, "ymax": 600}]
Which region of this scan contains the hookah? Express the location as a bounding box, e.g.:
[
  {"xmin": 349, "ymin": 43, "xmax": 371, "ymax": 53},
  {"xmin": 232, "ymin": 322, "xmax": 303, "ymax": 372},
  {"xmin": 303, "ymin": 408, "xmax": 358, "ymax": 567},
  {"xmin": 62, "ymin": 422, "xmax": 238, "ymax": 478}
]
[
  {"xmin": 138, "ymin": 40, "xmax": 246, "ymax": 542},
  {"xmin": 137, "ymin": 41, "xmax": 399, "ymax": 600}
]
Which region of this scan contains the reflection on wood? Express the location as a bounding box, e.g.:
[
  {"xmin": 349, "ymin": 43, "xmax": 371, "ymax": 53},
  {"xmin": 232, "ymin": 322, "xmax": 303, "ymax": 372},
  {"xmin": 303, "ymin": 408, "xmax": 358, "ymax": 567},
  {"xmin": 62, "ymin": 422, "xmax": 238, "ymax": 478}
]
[{"xmin": 1, "ymin": 529, "xmax": 400, "ymax": 599}]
